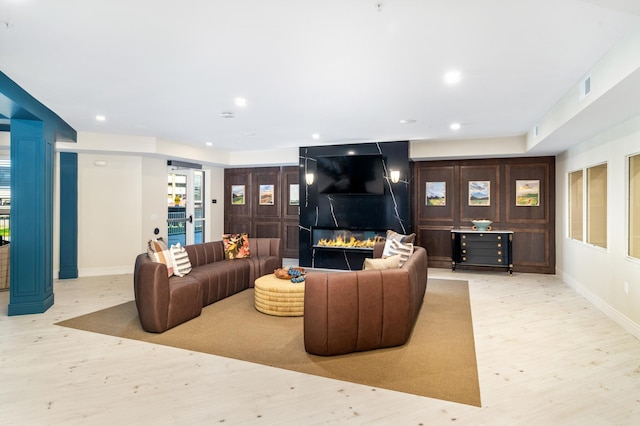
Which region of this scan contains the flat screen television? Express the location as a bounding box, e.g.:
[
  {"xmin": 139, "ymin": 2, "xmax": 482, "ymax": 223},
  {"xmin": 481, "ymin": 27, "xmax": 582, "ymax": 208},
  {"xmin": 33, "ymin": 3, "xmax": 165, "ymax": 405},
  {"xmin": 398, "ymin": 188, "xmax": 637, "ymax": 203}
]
[{"xmin": 316, "ymin": 154, "xmax": 385, "ymax": 195}]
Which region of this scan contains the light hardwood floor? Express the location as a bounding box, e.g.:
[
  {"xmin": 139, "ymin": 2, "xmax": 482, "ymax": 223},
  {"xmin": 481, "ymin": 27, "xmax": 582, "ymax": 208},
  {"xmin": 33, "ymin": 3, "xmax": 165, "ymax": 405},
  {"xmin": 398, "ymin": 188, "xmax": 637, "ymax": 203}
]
[{"xmin": 1, "ymin": 267, "xmax": 639, "ymax": 425}]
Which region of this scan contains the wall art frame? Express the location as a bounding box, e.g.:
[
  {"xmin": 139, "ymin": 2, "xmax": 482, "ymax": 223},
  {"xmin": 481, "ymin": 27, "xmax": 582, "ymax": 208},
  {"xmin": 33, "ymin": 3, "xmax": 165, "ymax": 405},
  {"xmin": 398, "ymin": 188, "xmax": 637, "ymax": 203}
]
[
  {"xmin": 231, "ymin": 185, "xmax": 245, "ymax": 205},
  {"xmin": 426, "ymin": 181, "xmax": 446, "ymax": 206},
  {"xmin": 515, "ymin": 179, "xmax": 540, "ymax": 206},
  {"xmin": 468, "ymin": 181, "xmax": 490, "ymax": 206},
  {"xmin": 289, "ymin": 184, "xmax": 299, "ymax": 206},
  {"xmin": 259, "ymin": 184, "xmax": 275, "ymax": 205}
]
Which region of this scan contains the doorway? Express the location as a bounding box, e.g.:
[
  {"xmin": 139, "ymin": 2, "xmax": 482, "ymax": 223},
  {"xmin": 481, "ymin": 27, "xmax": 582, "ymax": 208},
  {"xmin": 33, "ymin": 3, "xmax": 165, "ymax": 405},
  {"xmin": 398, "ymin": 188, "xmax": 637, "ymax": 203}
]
[{"xmin": 167, "ymin": 166, "xmax": 205, "ymax": 246}]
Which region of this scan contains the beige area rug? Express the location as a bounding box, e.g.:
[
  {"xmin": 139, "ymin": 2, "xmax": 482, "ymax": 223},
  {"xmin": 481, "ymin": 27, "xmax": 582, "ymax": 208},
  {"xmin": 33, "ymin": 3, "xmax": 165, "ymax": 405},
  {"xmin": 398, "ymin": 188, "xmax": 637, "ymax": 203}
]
[{"xmin": 56, "ymin": 278, "xmax": 481, "ymax": 407}]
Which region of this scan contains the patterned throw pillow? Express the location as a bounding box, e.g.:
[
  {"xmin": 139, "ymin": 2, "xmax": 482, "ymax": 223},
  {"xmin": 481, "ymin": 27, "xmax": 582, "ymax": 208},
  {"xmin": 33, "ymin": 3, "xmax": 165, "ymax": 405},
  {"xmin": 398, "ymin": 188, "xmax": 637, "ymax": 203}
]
[
  {"xmin": 386, "ymin": 239, "xmax": 414, "ymax": 267},
  {"xmin": 382, "ymin": 230, "xmax": 416, "ymax": 257},
  {"xmin": 222, "ymin": 233, "xmax": 251, "ymax": 259},
  {"xmin": 170, "ymin": 243, "xmax": 192, "ymax": 277},
  {"xmin": 147, "ymin": 238, "xmax": 174, "ymax": 277},
  {"xmin": 363, "ymin": 254, "xmax": 401, "ymax": 270}
]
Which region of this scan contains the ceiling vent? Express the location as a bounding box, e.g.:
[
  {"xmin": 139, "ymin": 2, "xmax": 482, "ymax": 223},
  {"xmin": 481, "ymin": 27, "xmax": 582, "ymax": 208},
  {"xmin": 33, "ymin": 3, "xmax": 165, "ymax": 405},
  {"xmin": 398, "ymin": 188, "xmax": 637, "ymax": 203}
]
[{"xmin": 579, "ymin": 75, "xmax": 591, "ymax": 101}]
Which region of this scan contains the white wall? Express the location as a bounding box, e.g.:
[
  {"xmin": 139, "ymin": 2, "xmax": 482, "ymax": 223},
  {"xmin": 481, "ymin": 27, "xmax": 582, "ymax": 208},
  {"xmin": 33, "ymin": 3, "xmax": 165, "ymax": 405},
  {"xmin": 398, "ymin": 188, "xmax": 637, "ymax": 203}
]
[
  {"xmin": 52, "ymin": 148, "xmax": 225, "ymax": 277},
  {"xmin": 77, "ymin": 153, "xmax": 144, "ymax": 276},
  {"xmin": 556, "ymin": 114, "xmax": 640, "ymax": 339}
]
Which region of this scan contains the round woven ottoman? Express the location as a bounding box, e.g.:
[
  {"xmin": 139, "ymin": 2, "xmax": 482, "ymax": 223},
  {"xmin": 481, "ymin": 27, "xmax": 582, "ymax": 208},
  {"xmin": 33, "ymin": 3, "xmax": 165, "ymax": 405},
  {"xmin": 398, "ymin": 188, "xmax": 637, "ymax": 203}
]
[{"xmin": 254, "ymin": 273, "xmax": 305, "ymax": 317}]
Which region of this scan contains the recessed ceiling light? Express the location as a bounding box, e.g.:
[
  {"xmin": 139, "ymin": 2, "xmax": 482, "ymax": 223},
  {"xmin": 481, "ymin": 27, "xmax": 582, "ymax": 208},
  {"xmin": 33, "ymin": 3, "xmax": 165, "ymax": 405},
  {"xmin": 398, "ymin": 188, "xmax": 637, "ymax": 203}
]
[
  {"xmin": 312, "ymin": 133, "xmax": 320, "ymax": 140},
  {"xmin": 234, "ymin": 97, "xmax": 247, "ymax": 107},
  {"xmin": 450, "ymin": 122, "xmax": 461, "ymax": 130},
  {"xmin": 400, "ymin": 119, "xmax": 416, "ymax": 124},
  {"xmin": 220, "ymin": 112, "xmax": 235, "ymax": 118},
  {"xmin": 95, "ymin": 115, "xmax": 106, "ymax": 122},
  {"xmin": 205, "ymin": 141, "xmax": 213, "ymax": 147},
  {"xmin": 444, "ymin": 70, "xmax": 462, "ymax": 85}
]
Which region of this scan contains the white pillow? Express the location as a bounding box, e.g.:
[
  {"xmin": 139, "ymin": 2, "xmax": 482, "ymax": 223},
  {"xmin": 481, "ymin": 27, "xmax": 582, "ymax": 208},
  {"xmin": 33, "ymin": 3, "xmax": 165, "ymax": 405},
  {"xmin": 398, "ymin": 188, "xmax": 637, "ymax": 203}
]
[
  {"xmin": 170, "ymin": 243, "xmax": 192, "ymax": 277},
  {"xmin": 363, "ymin": 254, "xmax": 401, "ymax": 270},
  {"xmin": 386, "ymin": 239, "xmax": 414, "ymax": 267}
]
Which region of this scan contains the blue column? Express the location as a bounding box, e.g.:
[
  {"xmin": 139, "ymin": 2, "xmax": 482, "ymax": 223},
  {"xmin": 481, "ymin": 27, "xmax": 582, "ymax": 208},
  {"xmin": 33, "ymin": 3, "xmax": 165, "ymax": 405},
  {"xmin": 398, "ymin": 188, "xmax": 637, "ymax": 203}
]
[
  {"xmin": 58, "ymin": 152, "xmax": 78, "ymax": 279},
  {"xmin": 8, "ymin": 119, "xmax": 55, "ymax": 315}
]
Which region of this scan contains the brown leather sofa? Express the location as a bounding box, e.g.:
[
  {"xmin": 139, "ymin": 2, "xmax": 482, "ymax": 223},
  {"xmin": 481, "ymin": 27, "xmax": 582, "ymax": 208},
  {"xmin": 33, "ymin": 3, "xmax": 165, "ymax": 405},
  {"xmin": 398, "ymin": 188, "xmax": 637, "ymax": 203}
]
[
  {"xmin": 303, "ymin": 243, "xmax": 428, "ymax": 356},
  {"xmin": 134, "ymin": 238, "xmax": 282, "ymax": 333}
]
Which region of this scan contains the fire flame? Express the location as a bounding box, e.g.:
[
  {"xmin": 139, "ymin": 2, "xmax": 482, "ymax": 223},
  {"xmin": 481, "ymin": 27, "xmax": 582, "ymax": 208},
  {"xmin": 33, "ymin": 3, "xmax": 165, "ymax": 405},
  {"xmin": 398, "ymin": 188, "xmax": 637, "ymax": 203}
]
[{"xmin": 317, "ymin": 234, "xmax": 384, "ymax": 248}]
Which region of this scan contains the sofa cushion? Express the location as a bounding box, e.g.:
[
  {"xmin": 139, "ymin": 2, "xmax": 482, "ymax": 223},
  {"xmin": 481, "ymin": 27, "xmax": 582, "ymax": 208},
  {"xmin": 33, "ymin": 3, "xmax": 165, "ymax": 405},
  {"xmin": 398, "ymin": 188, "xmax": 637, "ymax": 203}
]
[
  {"xmin": 382, "ymin": 230, "xmax": 416, "ymax": 257},
  {"xmin": 223, "ymin": 233, "xmax": 251, "ymax": 259},
  {"xmin": 170, "ymin": 242, "xmax": 192, "ymax": 277},
  {"xmin": 147, "ymin": 238, "xmax": 174, "ymax": 277},
  {"xmin": 363, "ymin": 254, "xmax": 401, "ymax": 270},
  {"xmin": 386, "ymin": 239, "xmax": 414, "ymax": 267}
]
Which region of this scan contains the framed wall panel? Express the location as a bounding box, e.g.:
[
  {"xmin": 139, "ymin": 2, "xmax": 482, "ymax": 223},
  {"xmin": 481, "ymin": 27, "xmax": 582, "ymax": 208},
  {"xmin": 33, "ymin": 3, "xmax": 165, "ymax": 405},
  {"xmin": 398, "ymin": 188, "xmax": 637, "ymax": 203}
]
[
  {"xmin": 511, "ymin": 228, "xmax": 550, "ymax": 270},
  {"xmin": 224, "ymin": 169, "xmax": 251, "ymax": 218},
  {"xmin": 416, "ymin": 225, "xmax": 454, "ymax": 268},
  {"xmin": 283, "ymin": 221, "xmax": 299, "ymax": 258},
  {"xmin": 506, "ymin": 163, "xmax": 550, "ymax": 223},
  {"xmin": 416, "ymin": 165, "xmax": 455, "ymax": 222},
  {"xmin": 253, "ymin": 169, "xmax": 280, "ymax": 217},
  {"xmin": 282, "ymin": 166, "xmax": 299, "ymax": 219},
  {"xmin": 254, "ymin": 221, "xmax": 281, "ymax": 238},
  {"xmin": 459, "ymin": 165, "xmax": 500, "ymax": 223}
]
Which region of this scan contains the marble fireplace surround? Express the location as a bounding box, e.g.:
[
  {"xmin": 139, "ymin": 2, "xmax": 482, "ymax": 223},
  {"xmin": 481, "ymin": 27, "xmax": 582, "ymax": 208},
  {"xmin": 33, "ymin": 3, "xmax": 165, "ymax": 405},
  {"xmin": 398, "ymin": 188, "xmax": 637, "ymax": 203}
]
[{"xmin": 298, "ymin": 141, "xmax": 410, "ymax": 270}]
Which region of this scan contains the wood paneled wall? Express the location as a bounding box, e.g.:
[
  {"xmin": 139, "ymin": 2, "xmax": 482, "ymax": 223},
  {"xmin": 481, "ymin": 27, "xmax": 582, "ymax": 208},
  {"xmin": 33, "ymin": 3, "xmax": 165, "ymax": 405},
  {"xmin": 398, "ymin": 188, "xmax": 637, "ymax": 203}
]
[
  {"xmin": 413, "ymin": 157, "xmax": 555, "ymax": 274},
  {"xmin": 224, "ymin": 166, "xmax": 299, "ymax": 258}
]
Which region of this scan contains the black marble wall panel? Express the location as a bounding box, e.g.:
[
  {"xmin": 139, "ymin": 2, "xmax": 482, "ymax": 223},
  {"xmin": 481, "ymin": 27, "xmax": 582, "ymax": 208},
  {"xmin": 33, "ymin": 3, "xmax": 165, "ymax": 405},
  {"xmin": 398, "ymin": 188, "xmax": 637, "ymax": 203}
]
[{"xmin": 298, "ymin": 141, "xmax": 411, "ymax": 269}]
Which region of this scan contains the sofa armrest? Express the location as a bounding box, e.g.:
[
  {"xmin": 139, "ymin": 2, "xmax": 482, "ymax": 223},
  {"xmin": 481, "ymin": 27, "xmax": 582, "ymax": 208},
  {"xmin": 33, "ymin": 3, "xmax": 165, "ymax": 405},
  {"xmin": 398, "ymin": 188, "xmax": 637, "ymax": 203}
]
[
  {"xmin": 249, "ymin": 238, "xmax": 282, "ymax": 263},
  {"xmin": 304, "ymin": 269, "xmax": 413, "ymax": 356},
  {"xmin": 133, "ymin": 253, "xmax": 170, "ymax": 332}
]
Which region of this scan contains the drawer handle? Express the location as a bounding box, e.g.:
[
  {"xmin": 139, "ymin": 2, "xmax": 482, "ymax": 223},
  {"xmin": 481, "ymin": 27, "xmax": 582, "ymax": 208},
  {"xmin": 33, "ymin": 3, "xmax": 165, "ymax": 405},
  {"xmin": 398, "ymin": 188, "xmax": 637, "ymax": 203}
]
[
  {"xmin": 497, "ymin": 243, "xmax": 502, "ymax": 247},
  {"xmin": 462, "ymin": 235, "xmax": 466, "ymax": 239},
  {"xmin": 462, "ymin": 242, "xmax": 466, "ymax": 247},
  {"xmin": 462, "ymin": 249, "xmax": 466, "ymax": 254},
  {"xmin": 498, "ymin": 236, "xmax": 502, "ymax": 240},
  {"xmin": 497, "ymin": 258, "xmax": 502, "ymax": 263},
  {"xmin": 462, "ymin": 257, "xmax": 466, "ymax": 261},
  {"xmin": 498, "ymin": 251, "xmax": 502, "ymax": 255}
]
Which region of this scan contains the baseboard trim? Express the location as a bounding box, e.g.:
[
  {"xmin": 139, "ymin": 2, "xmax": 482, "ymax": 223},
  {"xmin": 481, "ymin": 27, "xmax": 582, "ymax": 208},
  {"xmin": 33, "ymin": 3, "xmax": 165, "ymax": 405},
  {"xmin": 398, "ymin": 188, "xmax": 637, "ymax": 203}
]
[
  {"xmin": 72, "ymin": 266, "xmax": 132, "ymax": 278},
  {"xmin": 561, "ymin": 270, "xmax": 640, "ymax": 341}
]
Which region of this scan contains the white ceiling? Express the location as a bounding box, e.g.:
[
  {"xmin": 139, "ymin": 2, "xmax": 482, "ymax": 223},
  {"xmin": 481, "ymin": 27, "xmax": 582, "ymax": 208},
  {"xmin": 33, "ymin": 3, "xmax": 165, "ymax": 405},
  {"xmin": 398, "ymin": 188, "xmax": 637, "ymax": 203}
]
[{"xmin": 1, "ymin": 0, "xmax": 640, "ymax": 155}]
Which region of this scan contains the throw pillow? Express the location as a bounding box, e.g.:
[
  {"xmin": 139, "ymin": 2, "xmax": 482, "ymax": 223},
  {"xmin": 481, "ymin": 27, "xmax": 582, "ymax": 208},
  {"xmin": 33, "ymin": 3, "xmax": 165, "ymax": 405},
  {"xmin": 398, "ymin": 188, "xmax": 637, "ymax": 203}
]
[
  {"xmin": 147, "ymin": 238, "xmax": 174, "ymax": 277},
  {"xmin": 222, "ymin": 233, "xmax": 251, "ymax": 259},
  {"xmin": 381, "ymin": 230, "xmax": 416, "ymax": 257},
  {"xmin": 363, "ymin": 254, "xmax": 401, "ymax": 270},
  {"xmin": 386, "ymin": 239, "xmax": 414, "ymax": 267},
  {"xmin": 170, "ymin": 242, "xmax": 192, "ymax": 277}
]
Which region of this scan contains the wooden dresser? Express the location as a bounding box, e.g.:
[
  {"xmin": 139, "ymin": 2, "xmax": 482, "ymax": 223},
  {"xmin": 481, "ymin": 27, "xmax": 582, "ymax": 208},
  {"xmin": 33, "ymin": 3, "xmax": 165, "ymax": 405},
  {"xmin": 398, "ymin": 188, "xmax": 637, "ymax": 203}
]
[{"xmin": 451, "ymin": 229, "xmax": 513, "ymax": 274}]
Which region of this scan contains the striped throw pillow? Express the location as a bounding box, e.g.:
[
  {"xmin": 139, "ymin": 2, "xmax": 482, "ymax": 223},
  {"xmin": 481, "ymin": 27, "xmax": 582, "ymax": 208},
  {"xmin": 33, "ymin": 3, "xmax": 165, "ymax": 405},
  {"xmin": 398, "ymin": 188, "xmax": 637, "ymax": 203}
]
[
  {"xmin": 170, "ymin": 243, "xmax": 192, "ymax": 277},
  {"xmin": 386, "ymin": 239, "xmax": 414, "ymax": 267},
  {"xmin": 382, "ymin": 230, "xmax": 416, "ymax": 257},
  {"xmin": 147, "ymin": 238, "xmax": 174, "ymax": 277}
]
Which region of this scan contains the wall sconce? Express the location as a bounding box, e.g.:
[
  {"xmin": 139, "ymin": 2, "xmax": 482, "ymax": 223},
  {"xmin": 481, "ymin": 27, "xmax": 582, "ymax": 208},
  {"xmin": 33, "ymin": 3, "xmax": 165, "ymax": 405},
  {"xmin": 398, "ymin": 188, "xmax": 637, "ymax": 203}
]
[
  {"xmin": 305, "ymin": 173, "xmax": 315, "ymax": 185},
  {"xmin": 390, "ymin": 170, "xmax": 400, "ymax": 183}
]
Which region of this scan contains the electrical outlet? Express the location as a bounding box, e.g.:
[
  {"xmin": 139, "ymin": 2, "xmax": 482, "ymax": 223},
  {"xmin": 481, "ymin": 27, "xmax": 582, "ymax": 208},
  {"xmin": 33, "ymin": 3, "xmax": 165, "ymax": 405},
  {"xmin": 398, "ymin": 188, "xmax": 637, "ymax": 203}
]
[{"xmin": 624, "ymin": 281, "xmax": 629, "ymax": 294}]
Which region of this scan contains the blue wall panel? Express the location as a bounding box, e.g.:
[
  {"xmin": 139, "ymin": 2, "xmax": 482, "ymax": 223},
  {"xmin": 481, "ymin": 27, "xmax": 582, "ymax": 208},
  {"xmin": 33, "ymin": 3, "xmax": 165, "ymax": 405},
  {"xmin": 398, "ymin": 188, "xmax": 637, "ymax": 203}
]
[{"xmin": 59, "ymin": 152, "xmax": 78, "ymax": 279}]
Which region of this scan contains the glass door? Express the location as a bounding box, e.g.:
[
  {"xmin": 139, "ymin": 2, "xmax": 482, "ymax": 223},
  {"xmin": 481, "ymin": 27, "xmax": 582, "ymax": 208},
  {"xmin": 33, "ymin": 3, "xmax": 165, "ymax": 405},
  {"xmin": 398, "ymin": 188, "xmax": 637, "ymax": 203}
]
[{"xmin": 167, "ymin": 167, "xmax": 205, "ymax": 246}]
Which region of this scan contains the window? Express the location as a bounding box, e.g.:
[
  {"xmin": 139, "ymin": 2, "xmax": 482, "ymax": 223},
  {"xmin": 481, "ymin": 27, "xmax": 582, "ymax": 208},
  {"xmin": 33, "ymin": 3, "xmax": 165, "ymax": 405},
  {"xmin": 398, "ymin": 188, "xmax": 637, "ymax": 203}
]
[
  {"xmin": 630, "ymin": 154, "xmax": 640, "ymax": 258},
  {"xmin": 568, "ymin": 163, "xmax": 608, "ymax": 249},
  {"xmin": 569, "ymin": 170, "xmax": 583, "ymax": 241},
  {"xmin": 587, "ymin": 163, "xmax": 607, "ymax": 249}
]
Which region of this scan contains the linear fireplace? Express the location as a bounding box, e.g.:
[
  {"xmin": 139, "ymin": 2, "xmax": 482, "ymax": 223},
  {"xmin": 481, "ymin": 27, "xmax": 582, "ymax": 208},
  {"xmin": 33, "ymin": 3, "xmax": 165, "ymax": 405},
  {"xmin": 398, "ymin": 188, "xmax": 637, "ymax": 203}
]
[{"xmin": 312, "ymin": 227, "xmax": 386, "ymax": 251}]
